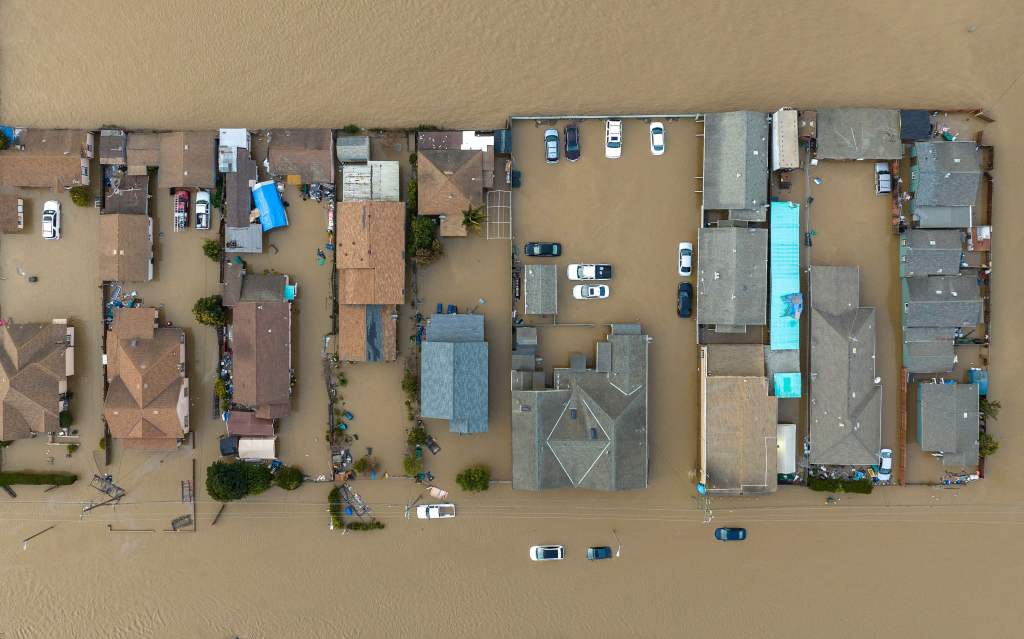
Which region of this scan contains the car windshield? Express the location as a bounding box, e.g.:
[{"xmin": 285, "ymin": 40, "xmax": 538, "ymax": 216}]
[
  {"xmin": 608, "ymin": 141, "xmax": 620, "ymax": 148},
  {"xmin": 653, "ymin": 128, "xmax": 663, "ymax": 135}
]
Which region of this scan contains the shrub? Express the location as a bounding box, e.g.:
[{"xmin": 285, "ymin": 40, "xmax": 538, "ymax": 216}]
[
  {"xmin": 401, "ymin": 368, "xmax": 419, "ymax": 401},
  {"xmin": 456, "ymin": 465, "xmax": 491, "ymax": 492},
  {"xmin": 214, "ymin": 378, "xmax": 229, "ymax": 400},
  {"xmin": 345, "ymin": 520, "xmax": 385, "ymax": 531},
  {"xmin": 980, "ymin": 398, "xmax": 1001, "ymax": 420},
  {"xmin": 407, "ymin": 425, "xmax": 428, "ymax": 447},
  {"xmin": 406, "ymin": 178, "xmax": 418, "ymax": 216},
  {"xmin": 98, "ymin": 437, "xmax": 106, "ymax": 450},
  {"xmin": 341, "ymin": 124, "xmax": 361, "ymax": 134},
  {"xmin": 408, "ymin": 152, "xmax": 417, "ymax": 165},
  {"xmin": 59, "ymin": 410, "xmax": 72, "ymax": 429},
  {"xmin": 206, "ymin": 460, "xmax": 271, "ymax": 502},
  {"xmin": 0, "ymin": 440, "xmax": 12, "ymax": 448},
  {"xmin": 66, "ymin": 444, "xmax": 79, "ymax": 455},
  {"xmin": 193, "ymin": 295, "xmax": 226, "ymax": 326},
  {"xmin": 328, "ymin": 486, "xmax": 344, "ymax": 528},
  {"xmin": 202, "ymin": 239, "xmax": 222, "ymax": 262},
  {"xmin": 0, "ymin": 130, "xmax": 8, "ymax": 150},
  {"xmin": 403, "ymin": 453, "xmax": 423, "ymax": 476},
  {"xmin": 807, "ymin": 476, "xmax": 873, "ymax": 494},
  {"xmin": 212, "ymin": 177, "xmax": 224, "ymax": 209},
  {"xmin": 409, "ymin": 212, "xmax": 437, "ymax": 250},
  {"xmin": 413, "ymin": 124, "xmax": 440, "ymax": 132},
  {"xmin": 275, "ymin": 466, "xmax": 303, "ymax": 490},
  {"xmin": 352, "ymin": 456, "xmax": 370, "ymax": 475},
  {"xmin": 979, "ymin": 432, "xmax": 999, "ymax": 457},
  {"xmin": 69, "ymin": 185, "xmax": 91, "ymax": 207},
  {"xmin": 0, "ymin": 471, "xmax": 77, "ymax": 486}
]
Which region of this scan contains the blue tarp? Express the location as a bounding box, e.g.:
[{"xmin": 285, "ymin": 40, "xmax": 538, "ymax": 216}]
[
  {"xmin": 252, "ymin": 181, "xmax": 288, "ymax": 231},
  {"xmin": 770, "ymin": 201, "xmax": 801, "ymax": 351}
]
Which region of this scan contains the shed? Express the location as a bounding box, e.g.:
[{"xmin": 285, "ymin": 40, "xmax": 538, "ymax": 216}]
[
  {"xmin": 99, "ymin": 130, "xmax": 127, "ymax": 166},
  {"xmin": 218, "ymin": 128, "xmax": 250, "ymax": 172},
  {"xmin": 252, "ymin": 181, "xmax": 288, "ymax": 231},
  {"xmin": 336, "ymin": 136, "xmax": 370, "ymax": 163},
  {"xmin": 225, "ymin": 224, "xmax": 263, "ymax": 254},
  {"xmin": 524, "ymin": 265, "xmax": 557, "ymax": 315},
  {"xmin": 815, "ymin": 108, "xmax": 902, "ymax": 160},
  {"xmin": 771, "ymin": 108, "xmax": 799, "ymax": 171}
]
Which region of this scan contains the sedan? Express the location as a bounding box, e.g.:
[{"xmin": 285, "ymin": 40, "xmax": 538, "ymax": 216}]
[
  {"xmin": 714, "ymin": 527, "xmax": 747, "ymax": 541},
  {"xmin": 524, "ymin": 242, "xmax": 561, "ymax": 257},
  {"xmin": 195, "ymin": 190, "xmax": 212, "ymax": 230},
  {"xmin": 650, "ymin": 121, "xmax": 666, "ymax": 155},
  {"xmin": 567, "ymin": 263, "xmax": 612, "ymax": 281},
  {"xmin": 678, "ymin": 241, "xmax": 693, "ymax": 276},
  {"xmin": 544, "ymin": 128, "xmax": 559, "ymax": 164},
  {"xmin": 877, "ymin": 448, "xmax": 893, "ymax": 482},
  {"xmin": 530, "ymin": 545, "xmax": 565, "ymax": 561},
  {"xmin": 573, "ymin": 284, "xmax": 610, "ymax": 300},
  {"xmin": 677, "ymin": 282, "xmax": 693, "ymax": 318},
  {"xmin": 564, "ymin": 123, "xmax": 581, "ymax": 162},
  {"xmin": 605, "ymin": 119, "xmax": 622, "ymax": 159},
  {"xmin": 586, "ymin": 546, "xmax": 613, "ymax": 560},
  {"xmin": 41, "ymin": 200, "xmax": 61, "ymax": 240}
]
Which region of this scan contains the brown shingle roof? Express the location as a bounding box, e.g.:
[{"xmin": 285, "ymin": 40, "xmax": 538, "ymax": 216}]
[
  {"xmin": 98, "ymin": 213, "xmax": 152, "ymax": 282},
  {"xmin": 0, "ymin": 154, "xmax": 86, "ymax": 189},
  {"xmin": 267, "ymin": 129, "xmax": 334, "ymax": 184},
  {"xmin": 0, "ymin": 196, "xmax": 23, "ymax": 233},
  {"xmin": 0, "ymin": 322, "xmax": 71, "ymax": 440},
  {"xmin": 417, "ymin": 147, "xmax": 483, "ymax": 220},
  {"xmin": 157, "ymin": 131, "xmax": 216, "ymax": 189},
  {"xmin": 231, "ymin": 301, "xmax": 292, "ymax": 416},
  {"xmin": 103, "ymin": 173, "xmax": 150, "ymax": 215},
  {"xmin": 99, "ymin": 130, "xmax": 127, "ymax": 165},
  {"xmin": 337, "ymin": 201, "xmax": 405, "ymax": 305},
  {"xmin": 126, "ymin": 133, "xmax": 161, "ymax": 175},
  {"xmin": 226, "ymin": 410, "xmax": 275, "ymax": 437}
]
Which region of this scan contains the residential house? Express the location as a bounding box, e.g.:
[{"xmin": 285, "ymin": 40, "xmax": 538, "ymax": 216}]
[
  {"xmin": 98, "ymin": 129, "xmax": 127, "ymax": 166},
  {"xmin": 231, "ymin": 301, "xmax": 293, "ymax": 419},
  {"xmin": 98, "ymin": 213, "xmax": 154, "ymax": 282},
  {"xmin": 901, "ymin": 276, "xmax": 982, "ymax": 328},
  {"xmin": 815, "ymin": 108, "xmax": 902, "ymax": 160},
  {"xmin": 336, "ymin": 201, "xmax": 405, "ymax": 361},
  {"xmin": 103, "ymin": 307, "xmax": 188, "ymax": 449},
  {"xmin": 0, "ymin": 320, "xmax": 75, "ymax": 441},
  {"xmin": 898, "ymin": 229, "xmax": 963, "ymax": 277},
  {"xmin": 341, "ymin": 161, "xmax": 400, "ymax": 201},
  {"xmin": 103, "ymin": 173, "xmax": 150, "ymax": 215},
  {"xmin": 416, "ymin": 130, "xmax": 494, "ymax": 237},
  {"xmin": 218, "ymin": 129, "xmax": 250, "ymax": 173},
  {"xmin": 156, "ymin": 131, "xmax": 216, "ymax": 189},
  {"xmin": 222, "ymin": 260, "xmax": 292, "ymax": 308},
  {"xmin": 224, "ymin": 148, "xmax": 262, "ymax": 254},
  {"xmin": 696, "ymin": 226, "xmax": 768, "ymax": 332},
  {"xmin": 809, "ymin": 266, "xmax": 882, "ymax": 466},
  {"xmin": 267, "ymin": 129, "xmax": 335, "ymax": 184},
  {"xmin": 511, "ymin": 324, "xmax": 648, "ymax": 491},
  {"xmin": 701, "ymin": 111, "xmax": 769, "ymax": 220},
  {"xmin": 0, "ymin": 128, "xmax": 94, "ymax": 189},
  {"xmin": 909, "ymin": 141, "xmax": 981, "ymax": 229},
  {"xmin": 421, "ymin": 314, "xmax": 488, "ymax": 433},
  {"xmin": 917, "ymin": 382, "xmax": 980, "ymax": 470}
]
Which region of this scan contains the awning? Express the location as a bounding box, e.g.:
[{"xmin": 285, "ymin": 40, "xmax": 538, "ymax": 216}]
[{"xmin": 238, "ymin": 436, "xmax": 277, "ymax": 460}]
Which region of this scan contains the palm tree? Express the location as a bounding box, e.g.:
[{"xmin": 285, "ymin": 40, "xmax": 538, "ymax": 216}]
[{"xmin": 461, "ymin": 205, "xmax": 486, "ymax": 234}]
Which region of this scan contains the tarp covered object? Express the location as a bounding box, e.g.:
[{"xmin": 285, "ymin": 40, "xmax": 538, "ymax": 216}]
[{"xmin": 252, "ymin": 181, "xmax": 288, "ymax": 231}]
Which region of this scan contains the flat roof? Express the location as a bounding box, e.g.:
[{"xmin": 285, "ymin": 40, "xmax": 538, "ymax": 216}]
[
  {"xmin": 816, "ymin": 108, "xmax": 902, "ymax": 160},
  {"xmin": 524, "ymin": 264, "xmax": 557, "ymax": 315},
  {"xmin": 702, "ymin": 111, "xmax": 769, "ymax": 215},
  {"xmin": 697, "ymin": 226, "xmax": 768, "ymax": 328}
]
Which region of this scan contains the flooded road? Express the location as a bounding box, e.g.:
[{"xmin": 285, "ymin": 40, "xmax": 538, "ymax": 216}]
[{"xmin": 1, "ymin": 1, "xmax": 1024, "ymax": 637}]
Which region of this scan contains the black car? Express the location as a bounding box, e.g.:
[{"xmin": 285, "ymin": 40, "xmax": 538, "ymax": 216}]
[
  {"xmin": 677, "ymin": 282, "xmax": 693, "ymax": 318},
  {"xmin": 524, "ymin": 242, "xmax": 562, "ymax": 257},
  {"xmin": 564, "ymin": 123, "xmax": 581, "ymax": 162}
]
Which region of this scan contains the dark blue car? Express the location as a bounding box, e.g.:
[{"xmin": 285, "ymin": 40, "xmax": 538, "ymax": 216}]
[
  {"xmin": 586, "ymin": 546, "xmax": 613, "ymax": 560},
  {"xmin": 677, "ymin": 282, "xmax": 693, "ymax": 318},
  {"xmin": 564, "ymin": 124, "xmax": 581, "ymax": 162},
  {"xmin": 524, "ymin": 242, "xmax": 562, "ymax": 257},
  {"xmin": 714, "ymin": 527, "xmax": 747, "ymax": 541}
]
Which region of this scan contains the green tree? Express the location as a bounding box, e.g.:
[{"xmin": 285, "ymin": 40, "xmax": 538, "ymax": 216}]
[
  {"xmin": 403, "ymin": 453, "xmax": 423, "ymax": 476},
  {"xmin": 461, "ymin": 205, "xmax": 486, "ymax": 234},
  {"xmin": 341, "ymin": 124, "xmax": 361, "ymax": 134},
  {"xmin": 406, "ymin": 179, "xmax": 418, "ymax": 215},
  {"xmin": 202, "ymin": 239, "xmax": 222, "ymax": 262},
  {"xmin": 352, "ymin": 456, "xmax": 371, "ymax": 475},
  {"xmin": 69, "ymin": 185, "xmax": 91, "ymax": 207},
  {"xmin": 59, "ymin": 410, "xmax": 72, "ymax": 429},
  {"xmin": 275, "ymin": 466, "xmax": 303, "ymax": 490},
  {"xmin": 193, "ymin": 295, "xmax": 226, "ymax": 326},
  {"xmin": 206, "ymin": 461, "xmax": 248, "ymax": 502},
  {"xmin": 980, "ymin": 398, "xmax": 1001, "ymax": 420},
  {"xmin": 456, "ymin": 465, "xmax": 491, "ymax": 492},
  {"xmin": 243, "ymin": 462, "xmax": 272, "ymax": 495},
  {"xmin": 979, "ymin": 432, "xmax": 999, "ymax": 457},
  {"xmin": 401, "ymin": 367, "xmax": 419, "ymax": 402},
  {"xmin": 407, "ymin": 424, "xmax": 428, "ymax": 447}
]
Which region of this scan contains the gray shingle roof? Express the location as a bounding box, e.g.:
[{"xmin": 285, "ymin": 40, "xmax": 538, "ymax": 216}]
[
  {"xmin": 697, "ymin": 227, "xmax": 768, "ymax": 328},
  {"xmin": 911, "ymin": 141, "xmax": 981, "ymax": 206},
  {"xmin": 902, "ymin": 276, "xmax": 982, "ymax": 328},
  {"xmin": 911, "ymin": 205, "xmax": 973, "ymax": 228},
  {"xmin": 902, "ymin": 327, "xmax": 957, "ymax": 373},
  {"xmin": 899, "ymin": 229, "xmax": 963, "ymax": 277},
  {"xmin": 816, "ymin": 108, "xmax": 902, "ymax": 160},
  {"xmin": 420, "ymin": 314, "xmax": 488, "ymax": 433},
  {"xmin": 425, "ymin": 313, "xmax": 483, "ymax": 343},
  {"xmin": 809, "ymin": 266, "xmax": 882, "ymax": 466},
  {"xmin": 336, "ymin": 135, "xmax": 370, "ymax": 163},
  {"xmin": 702, "ymin": 111, "xmax": 769, "ymax": 215},
  {"xmin": 524, "ymin": 265, "xmax": 557, "ymax": 315},
  {"xmin": 918, "ymin": 383, "xmax": 979, "ymax": 469}
]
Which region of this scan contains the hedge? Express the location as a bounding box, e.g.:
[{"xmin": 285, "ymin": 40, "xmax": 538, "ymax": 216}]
[
  {"xmin": 807, "ymin": 476, "xmax": 873, "ymax": 494},
  {"xmin": 0, "ymin": 471, "xmax": 78, "ymax": 486}
]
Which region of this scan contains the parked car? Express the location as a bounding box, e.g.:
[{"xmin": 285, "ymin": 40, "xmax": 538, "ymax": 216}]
[
  {"xmin": 544, "ymin": 128, "xmax": 559, "ymax": 164},
  {"xmin": 573, "ymin": 284, "xmax": 610, "ymax": 300},
  {"xmin": 875, "ymin": 161, "xmax": 892, "ymax": 194},
  {"xmin": 567, "ymin": 263, "xmax": 612, "ymax": 280},
  {"xmin": 649, "ymin": 121, "xmax": 666, "ymax": 155},
  {"xmin": 194, "ymin": 190, "xmax": 212, "ymax": 230},
  {"xmin": 524, "ymin": 242, "xmax": 561, "ymax": 257},
  {"xmin": 678, "ymin": 242, "xmax": 693, "ymax": 276},
  {"xmin": 677, "ymin": 282, "xmax": 693, "ymax": 318},
  {"xmin": 173, "ymin": 189, "xmax": 190, "ymax": 231},
  {"xmin": 587, "ymin": 546, "xmax": 613, "ymax": 560},
  {"xmin": 530, "ymin": 545, "xmax": 565, "ymax": 561},
  {"xmin": 605, "ymin": 119, "xmax": 622, "ymax": 159},
  {"xmin": 564, "ymin": 123, "xmax": 581, "ymax": 162},
  {"xmin": 714, "ymin": 527, "xmax": 747, "ymax": 541},
  {"xmin": 877, "ymin": 448, "xmax": 894, "ymax": 482},
  {"xmin": 41, "ymin": 200, "xmax": 61, "ymax": 240},
  {"xmin": 416, "ymin": 503, "xmax": 456, "ymax": 519}
]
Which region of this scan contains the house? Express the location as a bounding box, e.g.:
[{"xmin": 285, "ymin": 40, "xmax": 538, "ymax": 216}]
[
  {"xmin": 696, "ymin": 226, "xmax": 768, "ymax": 332},
  {"xmin": 336, "ymin": 201, "xmax": 405, "ymax": 361},
  {"xmin": 222, "ymin": 260, "xmax": 292, "ymax": 308},
  {"xmin": 700, "ymin": 345, "xmax": 778, "ymax": 495},
  {"xmin": 0, "ymin": 196, "xmax": 24, "ymax": 233},
  {"xmin": 267, "ymin": 129, "xmax": 335, "ymax": 184},
  {"xmin": 524, "ymin": 264, "xmax": 557, "ymax": 316},
  {"xmin": 103, "ymin": 307, "xmax": 188, "ymax": 449},
  {"xmin": 217, "ymin": 128, "xmax": 250, "ymax": 173},
  {"xmin": 225, "ymin": 410, "xmax": 275, "ymax": 437},
  {"xmin": 903, "ymin": 327, "xmax": 958, "ymax": 374},
  {"xmin": 901, "ymin": 276, "xmax": 982, "ymax": 328},
  {"xmin": 98, "ymin": 213, "xmax": 154, "ymax": 282},
  {"xmin": 231, "ymin": 301, "xmax": 292, "ymax": 419},
  {"xmin": 809, "ymin": 266, "xmax": 882, "ymax": 466},
  {"xmin": 701, "ymin": 111, "xmax": 769, "ymax": 220},
  {"xmin": 917, "ymin": 382, "xmax": 980, "ymax": 470},
  {"xmin": 0, "ymin": 320, "xmax": 75, "ymax": 441},
  {"xmin": 511, "ymin": 324, "xmax": 648, "ymax": 491},
  {"xmin": 341, "ymin": 161, "xmax": 400, "ymax": 201},
  {"xmin": 420, "ymin": 314, "xmax": 488, "ymax": 433},
  {"xmin": 103, "ymin": 173, "xmax": 150, "ymax": 215},
  {"xmin": 815, "ymin": 108, "xmax": 902, "ymax": 160},
  {"xmin": 336, "ymin": 135, "xmax": 370, "ymax": 163},
  {"xmin": 898, "ymin": 229, "xmax": 963, "ymax": 277},
  {"xmin": 0, "ymin": 129, "xmax": 94, "ymax": 188},
  {"xmin": 771, "ymin": 108, "xmax": 799, "ymax": 171},
  {"xmin": 98, "ymin": 129, "xmax": 127, "ymax": 166},
  {"xmin": 156, "ymin": 131, "xmax": 216, "ymax": 189},
  {"xmin": 900, "ymin": 110, "xmax": 932, "ymax": 141},
  {"xmin": 225, "ymin": 148, "xmax": 262, "ymax": 254},
  {"xmin": 416, "ymin": 130, "xmax": 493, "ymax": 237},
  {"xmin": 126, "ymin": 132, "xmax": 161, "ymax": 175},
  {"xmin": 910, "ymin": 141, "xmax": 981, "ymax": 228}
]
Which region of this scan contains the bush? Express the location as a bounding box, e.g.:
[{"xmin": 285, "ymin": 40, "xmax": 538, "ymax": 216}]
[
  {"xmin": 202, "ymin": 239, "xmax": 222, "ymax": 262},
  {"xmin": 0, "ymin": 130, "xmax": 8, "ymax": 151},
  {"xmin": 407, "ymin": 425, "xmax": 428, "ymax": 447},
  {"xmin": 193, "ymin": 295, "xmax": 226, "ymax": 326},
  {"xmin": 980, "ymin": 398, "xmax": 1001, "ymax": 420},
  {"xmin": 401, "ymin": 368, "xmax": 419, "ymax": 401},
  {"xmin": 807, "ymin": 476, "xmax": 873, "ymax": 494},
  {"xmin": 403, "ymin": 453, "xmax": 423, "ymax": 476},
  {"xmin": 341, "ymin": 124, "xmax": 361, "ymax": 134},
  {"xmin": 352, "ymin": 456, "xmax": 371, "ymax": 475},
  {"xmin": 69, "ymin": 185, "xmax": 91, "ymax": 207},
  {"xmin": 66, "ymin": 444, "xmax": 79, "ymax": 455},
  {"xmin": 59, "ymin": 410, "xmax": 72, "ymax": 429},
  {"xmin": 345, "ymin": 520, "xmax": 385, "ymax": 531},
  {"xmin": 328, "ymin": 486, "xmax": 344, "ymax": 528},
  {"xmin": 275, "ymin": 465, "xmax": 303, "ymax": 490},
  {"xmin": 406, "ymin": 178, "xmax": 418, "ymax": 216},
  {"xmin": 979, "ymin": 432, "xmax": 999, "ymax": 457},
  {"xmin": 413, "ymin": 124, "xmax": 439, "ymax": 132},
  {"xmin": 214, "ymin": 378, "xmax": 230, "ymax": 400},
  {"xmin": 98, "ymin": 437, "xmax": 106, "ymax": 450},
  {"xmin": 212, "ymin": 177, "xmax": 224, "ymax": 209},
  {"xmin": 409, "ymin": 213, "xmax": 437, "ymax": 250},
  {"xmin": 206, "ymin": 460, "xmax": 272, "ymax": 502},
  {"xmin": 456, "ymin": 465, "xmax": 491, "ymax": 492},
  {"xmin": 408, "ymin": 152, "xmax": 417, "ymax": 165},
  {"xmin": 0, "ymin": 471, "xmax": 77, "ymax": 486}
]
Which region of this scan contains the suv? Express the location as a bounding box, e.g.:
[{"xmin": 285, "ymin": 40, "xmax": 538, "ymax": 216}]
[
  {"xmin": 605, "ymin": 119, "xmax": 622, "ymax": 159},
  {"xmin": 564, "ymin": 123, "xmax": 581, "ymax": 162},
  {"xmin": 544, "ymin": 128, "xmax": 559, "ymax": 164},
  {"xmin": 41, "ymin": 200, "xmax": 61, "ymax": 240},
  {"xmin": 573, "ymin": 284, "xmax": 610, "ymax": 300},
  {"xmin": 677, "ymin": 282, "xmax": 693, "ymax": 318},
  {"xmin": 530, "ymin": 545, "xmax": 565, "ymax": 561},
  {"xmin": 195, "ymin": 190, "xmax": 212, "ymax": 230},
  {"xmin": 524, "ymin": 242, "xmax": 561, "ymax": 257}
]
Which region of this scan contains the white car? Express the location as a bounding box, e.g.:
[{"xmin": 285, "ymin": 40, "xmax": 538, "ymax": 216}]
[
  {"xmin": 195, "ymin": 190, "xmax": 212, "ymax": 230},
  {"xmin": 874, "ymin": 162, "xmax": 892, "ymax": 195},
  {"xmin": 573, "ymin": 284, "xmax": 610, "ymax": 300},
  {"xmin": 529, "ymin": 545, "xmax": 565, "ymax": 561},
  {"xmin": 877, "ymin": 448, "xmax": 893, "ymax": 482},
  {"xmin": 416, "ymin": 503, "xmax": 456, "ymax": 519},
  {"xmin": 605, "ymin": 119, "xmax": 622, "ymax": 159},
  {"xmin": 41, "ymin": 200, "xmax": 61, "ymax": 240},
  {"xmin": 650, "ymin": 121, "xmax": 666, "ymax": 155},
  {"xmin": 566, "ymin": 264, "xmax": 612, "ymax": 281},
  {"xmin": 678, "ymin": 242, "xmax": 692, "ymax": 276}
]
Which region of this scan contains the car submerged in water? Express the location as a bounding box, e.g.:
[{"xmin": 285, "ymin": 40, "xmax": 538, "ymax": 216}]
[
  {"xmin": 564, "ymin": 123, "xmax": 581, "ymax": 162},
  {"xmin": 524, "ymin": 242, "xmax": 561, "ymax": 257},
  {"xmin": 544, "ymin": 128, "xmax": 559, "ymax": 164},
  {"xmin": 530, "ymin": 545, "xmax": 565, "ymax": 561}
]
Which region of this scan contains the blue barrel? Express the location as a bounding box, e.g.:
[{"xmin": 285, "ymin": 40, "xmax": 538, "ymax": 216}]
[{"xmin": 494, "ymin": 129, "xmax": 512, "ymax": 154}]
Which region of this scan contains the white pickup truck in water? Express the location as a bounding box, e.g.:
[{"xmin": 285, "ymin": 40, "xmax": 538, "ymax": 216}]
[{"xmin": 416, "ymin": 503, "xmax": 456, "ymax": 519}]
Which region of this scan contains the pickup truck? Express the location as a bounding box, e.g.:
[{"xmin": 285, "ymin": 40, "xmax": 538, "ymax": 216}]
[
  {"xmin": 874, "ymin": 162, "xmax": 892, "ymax": 195},
  {"xmin": 416, "ymin": 503, "xmax": 456, "ymax": 519},
  {"xmin": 566, "ymin": 263, "xmax": 612, "ymax": 281}
]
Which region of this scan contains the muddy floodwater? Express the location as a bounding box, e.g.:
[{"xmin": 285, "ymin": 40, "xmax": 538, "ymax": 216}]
[{"xmin": 1, "ymin": 1, "xmax": 1024, "ymax": 637}]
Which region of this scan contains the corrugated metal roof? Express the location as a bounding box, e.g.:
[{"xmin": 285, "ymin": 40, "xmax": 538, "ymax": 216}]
[{"xmin": 341, "ymin": 161, "xmax": 400, "ymax": 201}]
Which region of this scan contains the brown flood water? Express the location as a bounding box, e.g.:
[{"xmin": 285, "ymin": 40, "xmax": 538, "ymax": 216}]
[{"xmin": 2, "ymin": 1, "xmax": 1024, "ymax": 637}]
